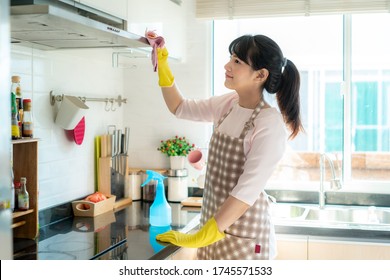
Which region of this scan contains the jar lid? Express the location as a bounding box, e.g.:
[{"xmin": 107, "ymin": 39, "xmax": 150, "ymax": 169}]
[{"xmin": 167, "ymin": 168, "xmax": 188, "ymax": 177}]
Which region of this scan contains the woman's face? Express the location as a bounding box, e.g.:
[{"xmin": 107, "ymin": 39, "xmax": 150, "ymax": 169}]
[{"xmin": 224, "ymin": 54, "xmax": 259, "ymax": 92}]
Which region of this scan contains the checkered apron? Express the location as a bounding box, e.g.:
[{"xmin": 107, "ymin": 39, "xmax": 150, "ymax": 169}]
[{"xmin": 197, "ymin": 102, "xmax": 272, "ymax": 260}]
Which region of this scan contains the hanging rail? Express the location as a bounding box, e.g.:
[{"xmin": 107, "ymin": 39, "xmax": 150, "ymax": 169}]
[{"xmin": 49, "ymin": 90, "xmax": 127, "ymax": 108}]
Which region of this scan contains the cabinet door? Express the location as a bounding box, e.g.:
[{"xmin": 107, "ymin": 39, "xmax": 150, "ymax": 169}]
[
  {"xmin": 275, "ymin": 235, "xmax": 308, "ymax": 260},
  {"xmin": 168, "ymin": 247, "xmax": 198, "ymax": 260},
  {"xmin": 80, "ymin": 0, "xmax": 128, "ymax": 20},
  {"xmin": 308, "ymin": 239, "xmax": 390, "ymax": 260}
]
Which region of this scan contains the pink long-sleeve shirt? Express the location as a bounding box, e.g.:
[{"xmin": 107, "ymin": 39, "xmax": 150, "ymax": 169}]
[{"xmin": 175, "ymin": 92, "xmax": 287, "ymax": 206}]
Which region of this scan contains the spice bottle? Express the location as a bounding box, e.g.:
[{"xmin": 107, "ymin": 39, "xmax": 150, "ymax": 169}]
[
  {"xmin": 22, "ymin": 98, "xmax": 33, "ymax": 137},
  {"xmin": 18, "ymin": 177, "xmax": 29, "ymax": 211}
]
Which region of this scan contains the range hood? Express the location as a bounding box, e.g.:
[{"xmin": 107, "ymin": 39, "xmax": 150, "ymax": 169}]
[{"xmin": 10, "ymin": 1, "xmax": 151, "ymax": 50}]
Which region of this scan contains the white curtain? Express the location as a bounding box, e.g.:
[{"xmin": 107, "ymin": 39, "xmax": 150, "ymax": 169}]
[{"xmin": 196, "ymin": 0, "xmax": 390, "ymax": 19}]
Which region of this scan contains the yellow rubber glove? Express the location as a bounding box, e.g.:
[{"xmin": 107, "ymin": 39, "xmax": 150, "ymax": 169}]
[
  {"xmin": 156, "ymin": 217, "xmax": 225, "ymax": 248},
  {"xmin": 157, "ymin": 47, "xmax": 175, "ymax": 87}
]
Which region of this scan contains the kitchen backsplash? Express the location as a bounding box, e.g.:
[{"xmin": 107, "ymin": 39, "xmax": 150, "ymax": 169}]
[{"xmin": 10, "ymin": 13, "xmax": 212, "ymax": 210}]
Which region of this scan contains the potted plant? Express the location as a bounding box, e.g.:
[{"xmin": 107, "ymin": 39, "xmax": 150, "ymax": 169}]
[{"xmin": 158, "ymin": 136, "xmax": 195, "ymax": 169}]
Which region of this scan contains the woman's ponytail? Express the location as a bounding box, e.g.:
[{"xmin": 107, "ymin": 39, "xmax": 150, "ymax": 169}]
[{"xmin": 277, "ymin": 59, "xmax": 303, "ymax": 139}]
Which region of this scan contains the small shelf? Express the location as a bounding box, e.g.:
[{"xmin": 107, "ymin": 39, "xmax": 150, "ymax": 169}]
[
  {"xmin": 12, "ymin": 220, "xmax": 27, "ymax": 229},
  {"xmin": 12, "ymin": 138, "xmax": 39, "ymax": 144},
  {"xmin": 12, "ymin": 139, "xmax": 39, "ymax": 240},
  {"xmin": 13, "ymin": 209, "xmax": 34, "ymax": 219}
]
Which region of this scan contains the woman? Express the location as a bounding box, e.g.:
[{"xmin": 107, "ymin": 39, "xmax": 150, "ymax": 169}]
[{"xmin": 154, "ymin": 34, "xmax": 303, "ymax": 260}]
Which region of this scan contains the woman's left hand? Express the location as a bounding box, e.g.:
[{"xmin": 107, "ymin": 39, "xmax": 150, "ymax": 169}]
[{"xmin": 156, "ymin": 217, "xmax": 225, "ymax": 248}]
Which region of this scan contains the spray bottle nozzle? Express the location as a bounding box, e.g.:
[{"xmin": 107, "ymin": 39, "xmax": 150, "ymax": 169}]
[{"xmin": 141, "ymin": 170, "xmax": 167, "ymax": 187}]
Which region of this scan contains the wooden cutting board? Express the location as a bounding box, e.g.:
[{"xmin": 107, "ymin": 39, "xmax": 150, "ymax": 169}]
[{"xmin": 181, "ymin": 197, "xmax": 202, "ymax": 207}]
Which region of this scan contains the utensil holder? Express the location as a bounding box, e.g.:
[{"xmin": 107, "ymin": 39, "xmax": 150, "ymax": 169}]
[{"xmin": 55, "ymin": 95, "xmax": 89, "ymax": 129}]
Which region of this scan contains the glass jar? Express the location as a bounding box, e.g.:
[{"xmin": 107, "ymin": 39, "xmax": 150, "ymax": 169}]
[
  {"xmin": 167, "ymin": 169, "xmax": 188, "ymax": 202},
  {"xmin": 127, "ymin": 169, "xmax": 142, "ymax": 201}
]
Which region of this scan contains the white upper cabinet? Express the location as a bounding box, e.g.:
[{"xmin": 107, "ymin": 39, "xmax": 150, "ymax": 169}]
[
  {"xmin": 77, "ymin": 0, "xmax": 128, "ymax": 20},
  {"xmin": 125, "ymin": 0, "xmax": 187, "ymax": 60},
  {"xmin": 68, "ymin": 0, "xmax": 187, "ymax": 59}
]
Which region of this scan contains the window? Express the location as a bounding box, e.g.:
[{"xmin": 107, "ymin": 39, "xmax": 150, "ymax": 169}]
[{"xmin": 213, "ymin": 14, "xmax": 390, "ymax": 192}]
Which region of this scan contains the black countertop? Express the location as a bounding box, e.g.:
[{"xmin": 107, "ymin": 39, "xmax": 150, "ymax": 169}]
[
  {"xmin": 13, "ymin": 201, "xmax": 200, "ymax": 260},
  {"xmin": 13, "ymin": 193, "xmax": 390, "ymax": 260}
]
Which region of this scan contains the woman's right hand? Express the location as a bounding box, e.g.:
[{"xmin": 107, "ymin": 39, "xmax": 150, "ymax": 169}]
[
  {"xmin": 157, "ymin": 47, "xmax": 183, "ymax": 114},
  {"xmin": 157, "ymin": 47, "xmax": 175, "ymax": 87}
]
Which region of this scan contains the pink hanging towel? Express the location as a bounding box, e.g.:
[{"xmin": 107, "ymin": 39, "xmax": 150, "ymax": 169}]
[{"xmin": 145, "ymin": 30, "xmax": 165, "ymax": 72}]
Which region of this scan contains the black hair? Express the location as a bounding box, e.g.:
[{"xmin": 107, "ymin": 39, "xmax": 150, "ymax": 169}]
[{"xmin": 228, "ymin": 34, "xmax": 303, "ymax": 139}]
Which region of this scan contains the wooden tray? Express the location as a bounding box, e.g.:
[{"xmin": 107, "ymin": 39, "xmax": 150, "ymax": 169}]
[
  {"xmin": 181, "ymin": 197, "xmax": 202, "ymax": 207},
  {"xmin": 72, "ymin": 195, "xmax": 116, "ymax": 217}
]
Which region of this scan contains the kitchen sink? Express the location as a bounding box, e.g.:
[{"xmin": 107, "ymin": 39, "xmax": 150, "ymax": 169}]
[
  {"xmin": 270, "ymin": 204, "xmax": 307, "ymax": 219},
  {"xmin": 305, "ymin": 207, "xmax": 390, "ymax": 225},
  {"xmin": 271, "ymin": 203, "xmax": 390, "ymax": 228}
]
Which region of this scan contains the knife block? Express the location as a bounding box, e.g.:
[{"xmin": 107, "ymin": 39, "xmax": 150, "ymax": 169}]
[
  {"xmin": 98, "ymin": 156, "xmax": 132, "ymax": 209},
  {"xmin": 98, "ymin": 157, "xmax": 111, "ymax": 194}
]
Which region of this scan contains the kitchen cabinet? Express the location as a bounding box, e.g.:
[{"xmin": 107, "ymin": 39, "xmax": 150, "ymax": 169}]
[
  {"xmin": 308, "ymin": 239, "xmax": 390, "ymax": 260},
  {"xmin": 275, "ymin": 235, "xmax": 308, "ymax": 260},
  {"xmin": 76, "ymin": 0, "xmax": 128, "ymax": 20},
  {"xmin": 275, "ymin": 234, "xmax": 390, "ymax": 260},
  {"xmin": 12, "ymin": 138, "xmax": 38, "ymax": 239}
]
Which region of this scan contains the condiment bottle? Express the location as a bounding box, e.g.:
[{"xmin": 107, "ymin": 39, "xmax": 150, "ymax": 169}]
[
  {"xmin": 14, "ymin": 181, "xmax": 21, "ymax": 210},
  {"xmin": 11, "ymin": 168, "xmax": 15, "ymax": 211},
  {"xmin": 11, "ymin": 180, "xmax": 15, "ymax": 211},
  {"xmin": 18, "ymin": 177, "xmax": 29, "ymax": 211},
  {"xmin": 11, "ymin": 90, "xmax": 20, "ymax": 139},
  {"xmin": 11, "ymin": 76, "xmax": 23, "ymax": 137},
  {"xmin": 22, "ymin": 98, "xmax": 33, "ymax": 137}
]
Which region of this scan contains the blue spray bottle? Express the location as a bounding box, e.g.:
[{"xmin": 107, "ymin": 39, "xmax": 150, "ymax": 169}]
[{"xmin": 141, "ymin": 170, "xmax": 172, "ymax": 227}]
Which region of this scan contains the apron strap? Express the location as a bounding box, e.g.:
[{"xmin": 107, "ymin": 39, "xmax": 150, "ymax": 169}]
[
  {"xmin": 215, "ymin": 105, "xmax": 235, "ymax": 128},
  {"xmin": 239, "ymin": 101, "xmax": 265, "ymax": 139}
]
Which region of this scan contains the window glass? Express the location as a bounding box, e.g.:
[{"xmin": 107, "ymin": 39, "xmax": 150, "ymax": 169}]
[
  {"xmin": 351, "ymin": 14, "xmax": 390, "ymax": 181},
  {"xmin": 325, "ymin": 82, "xmax": 343, "ymax": 152}
]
